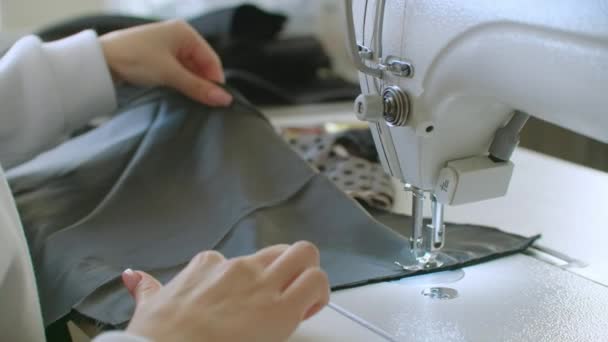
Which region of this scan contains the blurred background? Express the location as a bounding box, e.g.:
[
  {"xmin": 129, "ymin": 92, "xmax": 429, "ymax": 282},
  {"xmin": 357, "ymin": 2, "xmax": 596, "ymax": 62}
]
[
  {"xmin": 0, "ymin": 0, "xmax": 356, "ymax": 80},
  {"xmin": 0, "ymin": 0, "xmax": 606, "ymax": 172},
  {"xmin": 0, "ymin": 0, "xmax": 316, "ymax": 32}
]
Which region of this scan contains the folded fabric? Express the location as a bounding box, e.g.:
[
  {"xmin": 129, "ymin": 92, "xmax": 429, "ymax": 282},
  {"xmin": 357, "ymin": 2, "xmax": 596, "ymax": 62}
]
[{"xmin": 8, "ymin": 89, "xmax": 538, "ymax": 328}]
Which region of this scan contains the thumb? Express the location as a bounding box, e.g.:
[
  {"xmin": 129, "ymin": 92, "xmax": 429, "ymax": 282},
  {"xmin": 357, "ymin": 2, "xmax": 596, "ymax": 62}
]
[{"xmin": 122, "ymin": 269, "xmax": 162, "ymax": 305}]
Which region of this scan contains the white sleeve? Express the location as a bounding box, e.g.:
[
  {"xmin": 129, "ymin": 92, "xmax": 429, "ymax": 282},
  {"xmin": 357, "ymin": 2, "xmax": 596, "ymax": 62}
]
[
  {"xmin": 0, "ymin": 30, "xmax": 117, "ymax": 169},
  {"xmin": 92, "ymin": 331, "xmax": 151, "ymax": 342}
]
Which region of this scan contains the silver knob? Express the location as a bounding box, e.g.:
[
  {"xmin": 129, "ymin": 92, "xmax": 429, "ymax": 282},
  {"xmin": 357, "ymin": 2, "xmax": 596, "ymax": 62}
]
[
  {"xmin": 354, "ymin": 94, "xmax": 384, "ymax": 122},
  {"xmin": 382, "ymin": 86, "xmax": 410, "ymax": 127}
]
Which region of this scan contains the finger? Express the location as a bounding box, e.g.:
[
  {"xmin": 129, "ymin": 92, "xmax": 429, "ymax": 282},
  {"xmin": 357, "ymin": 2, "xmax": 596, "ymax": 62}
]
[
  {"xmin": 165, "ymin": 61, "xmax": 232, "ymax": 107},
  {"xmin": 168, "ymin": 250, "xmax": 226, "ymax": 292},
  {"xmin": 189, "ymin": 36, "xmax": 225, "ymax": 83},
  {"xmin": 171, "ymin": 20, "xmax": 224, "ymax": 83},
  {"xmin": 303, "ymin": 302, "xmax": 324, "ymax": 321},
  {"xmin": 122, "ymin": 268, "xmax": 141, "ymax": 294},
  {"xmin": 264, "ymin": 241, "xmax": 320, "ymax": 289},
  {"xmin": 251, "ymin": 244, "xmax": 290, "ymax": 268},
  {"xmin": 282, "ymin": 267, "xmax": 330, "ymax": 321},
  {"xmin": 122, "ymin": 269, "xmax": 162, "ymax": 305}
]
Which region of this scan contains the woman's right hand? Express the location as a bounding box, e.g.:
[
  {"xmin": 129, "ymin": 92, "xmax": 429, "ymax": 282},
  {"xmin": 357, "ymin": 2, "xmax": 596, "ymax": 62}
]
[{"xmin": 122, "ymin": 242, "xmax": 330, "ymax": 342}]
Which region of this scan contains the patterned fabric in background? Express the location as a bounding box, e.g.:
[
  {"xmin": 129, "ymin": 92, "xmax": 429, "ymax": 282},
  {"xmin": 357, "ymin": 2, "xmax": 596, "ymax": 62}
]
[{"xmin": 282, "ymin": 126, "xmax": 395, "ymax": 211}]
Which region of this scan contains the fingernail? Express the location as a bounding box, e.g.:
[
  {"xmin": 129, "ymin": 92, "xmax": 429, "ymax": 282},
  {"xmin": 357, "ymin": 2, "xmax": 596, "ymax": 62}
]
[
  {"xmin": 122, "ymin": 268, "xmax": 142, "ymax": 290},
  {"xmin": 207, "ymin": 88, "xmax": 233, "ymax": 106}
]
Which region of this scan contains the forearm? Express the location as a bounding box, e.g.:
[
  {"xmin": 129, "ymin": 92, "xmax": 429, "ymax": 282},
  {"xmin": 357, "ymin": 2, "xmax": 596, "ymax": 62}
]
[{"xmin": 0, "ymin": 30, "xmax": 116, "ymax": 168}]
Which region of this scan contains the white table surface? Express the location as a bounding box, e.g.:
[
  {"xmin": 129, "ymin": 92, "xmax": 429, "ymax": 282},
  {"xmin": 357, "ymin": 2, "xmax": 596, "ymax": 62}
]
[
  {"xmin": 265, "ymin": 102, "xmax": 608, "ymax": 341},
  {"xmin": 328, "ymin": 254, "xmax": 608, "ymax": 342}
]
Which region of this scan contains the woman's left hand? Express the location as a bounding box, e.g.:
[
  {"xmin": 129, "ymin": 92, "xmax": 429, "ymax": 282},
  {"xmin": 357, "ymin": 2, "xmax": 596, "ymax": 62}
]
[{"xmin": 100, "ymin": 20, "xmax": 232, "ymax": 107}]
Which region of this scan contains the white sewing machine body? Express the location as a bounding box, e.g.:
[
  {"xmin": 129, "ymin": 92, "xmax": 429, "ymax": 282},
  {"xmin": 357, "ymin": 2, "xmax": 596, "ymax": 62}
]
[
  {"xmin": 285, "ymin": 1, "xmax": 608, "ymax": 340},
  {"xmin": 350, "ymin": 0, "xmax": 607, "ymax": 198},
  {"xmin": 344, "ymin": 0, "xmax": 608, "ymax": 266}
]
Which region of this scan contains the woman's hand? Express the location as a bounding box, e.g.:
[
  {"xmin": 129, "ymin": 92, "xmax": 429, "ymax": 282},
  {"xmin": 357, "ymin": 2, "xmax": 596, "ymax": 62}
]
[
  {"xmin": 122, "ymin": 242, "xmax": 330, "ymax": 342},
  {"xmin": 100, "ymin": 20, "xmax": 232, "ymax": 107}
]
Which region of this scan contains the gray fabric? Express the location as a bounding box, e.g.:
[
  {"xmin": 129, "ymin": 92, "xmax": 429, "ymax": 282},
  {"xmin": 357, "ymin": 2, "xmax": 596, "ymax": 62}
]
[{"xmin": 7, "ymin": 89, "xmax": 538, "ymax": 327}]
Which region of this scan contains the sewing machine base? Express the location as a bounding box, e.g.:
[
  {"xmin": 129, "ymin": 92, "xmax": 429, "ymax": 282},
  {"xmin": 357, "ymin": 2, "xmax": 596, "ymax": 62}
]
[{"xmin": 292, "ymin": 253, "xmax": 608, "ymax": 341}]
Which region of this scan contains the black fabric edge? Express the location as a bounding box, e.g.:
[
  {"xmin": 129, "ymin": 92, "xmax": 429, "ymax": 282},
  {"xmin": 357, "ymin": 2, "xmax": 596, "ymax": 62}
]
[{"xmin": 331, "ymin": 234, "xmax": 541, "ymax": 291}]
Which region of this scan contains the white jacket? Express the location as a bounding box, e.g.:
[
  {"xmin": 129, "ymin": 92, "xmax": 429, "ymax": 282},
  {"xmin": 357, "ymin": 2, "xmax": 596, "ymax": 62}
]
[{"xmin": 0, "ymin": 30, "xmax": 147, "ymax": 342}]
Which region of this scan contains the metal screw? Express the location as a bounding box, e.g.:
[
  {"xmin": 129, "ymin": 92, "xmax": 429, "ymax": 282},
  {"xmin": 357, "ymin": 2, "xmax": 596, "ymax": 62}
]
[
  {"xmin": 398, "ymin": 64, "xmax": 412, "ymax": 77},
  {"xmin": 387, "ymin": 60, "xmax": 413, "ymax": 77},
  {"xmin": 357, "ymin": 44, "xmax": 374, "ymax": 60}
]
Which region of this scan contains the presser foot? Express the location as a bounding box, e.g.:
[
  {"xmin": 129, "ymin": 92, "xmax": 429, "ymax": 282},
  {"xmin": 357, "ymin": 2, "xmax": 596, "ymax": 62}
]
[
  {"xmin": 398, "ymin": 186, "xmax": 447, "ymax": 271},
  {"xmin": 394, "ymin": 252, "xmax": 445, "ymax": 271}
]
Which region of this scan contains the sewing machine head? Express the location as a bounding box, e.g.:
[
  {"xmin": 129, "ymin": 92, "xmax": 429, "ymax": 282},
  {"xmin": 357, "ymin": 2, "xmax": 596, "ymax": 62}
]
[{"xmin": 344, "ymin": 0, "xmax": 608, "ymax": 267}]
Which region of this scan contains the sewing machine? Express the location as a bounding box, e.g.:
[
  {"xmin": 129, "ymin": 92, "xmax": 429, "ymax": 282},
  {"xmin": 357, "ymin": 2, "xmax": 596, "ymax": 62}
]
[
  {"xmin": 284, "ymin": 1, "xmax": 608, "ymax": 340},
  {"xmin": 343, "ymin": 0, "xmax": 608, "ymax": 268}
]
